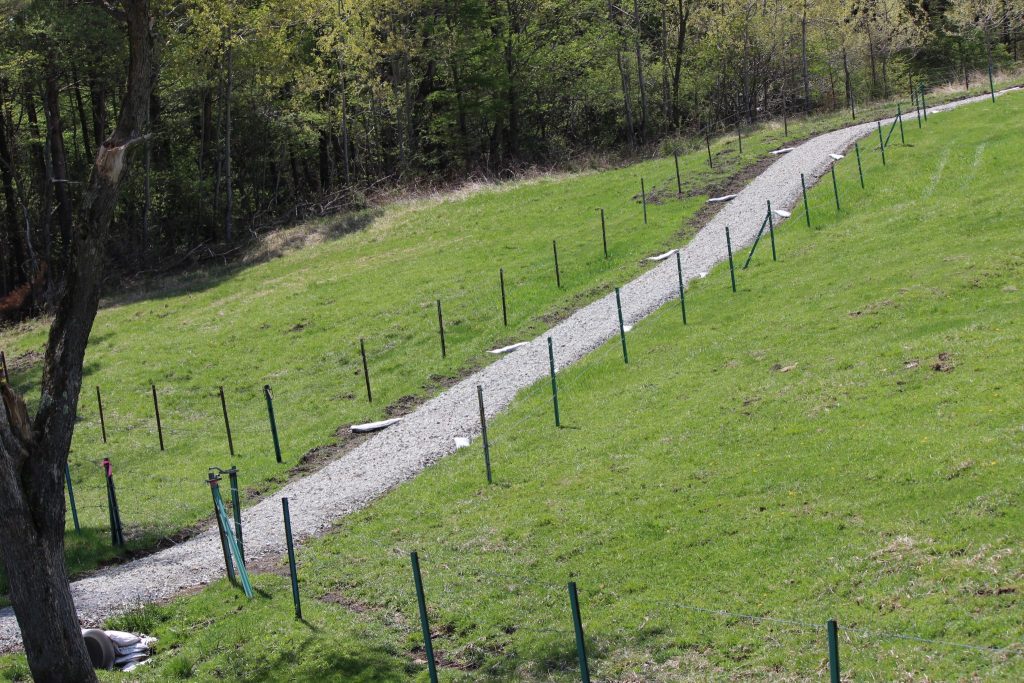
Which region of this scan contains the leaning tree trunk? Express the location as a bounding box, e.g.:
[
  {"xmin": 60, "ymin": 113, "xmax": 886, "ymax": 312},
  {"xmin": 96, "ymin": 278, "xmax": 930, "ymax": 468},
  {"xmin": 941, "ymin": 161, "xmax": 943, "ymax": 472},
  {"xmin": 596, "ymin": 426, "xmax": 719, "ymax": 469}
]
[{"xmin": 0, "ymin": 2, "xmax": 155, "ymax": 681}]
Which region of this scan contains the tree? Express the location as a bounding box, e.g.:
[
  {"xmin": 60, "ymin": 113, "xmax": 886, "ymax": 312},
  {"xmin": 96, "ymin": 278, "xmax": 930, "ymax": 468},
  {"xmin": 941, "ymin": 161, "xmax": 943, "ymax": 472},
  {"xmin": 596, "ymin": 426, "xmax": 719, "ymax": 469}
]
[{"xmin": 0, "ymin": 0, "xmax": 155, "ymax": 680}]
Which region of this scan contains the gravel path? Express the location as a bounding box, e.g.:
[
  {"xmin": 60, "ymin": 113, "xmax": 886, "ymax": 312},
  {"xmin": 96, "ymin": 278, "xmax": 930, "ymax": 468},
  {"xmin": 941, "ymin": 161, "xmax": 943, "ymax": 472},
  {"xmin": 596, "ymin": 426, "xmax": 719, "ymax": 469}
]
[{"xmin": 0, "ymin": 88, "xmax": 1015, "ymax": 652}]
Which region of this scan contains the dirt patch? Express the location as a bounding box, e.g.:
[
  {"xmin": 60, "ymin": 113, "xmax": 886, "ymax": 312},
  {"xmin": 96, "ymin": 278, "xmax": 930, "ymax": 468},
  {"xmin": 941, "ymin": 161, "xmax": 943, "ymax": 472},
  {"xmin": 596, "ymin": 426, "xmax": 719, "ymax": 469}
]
[
  {"xmin": 677, "ymin": 152, "xmax": 781, "ymax": 240},
  {"xmin": 385, "ymin": 394, "xmax": 419, "ymax": 418},
  {"xmin": 5, "ymin": 349, "xmax": 43, "ymax": 375},
  {"xmin": 932, "ymin": 351, "xmax": 955, "ymax": 372}
]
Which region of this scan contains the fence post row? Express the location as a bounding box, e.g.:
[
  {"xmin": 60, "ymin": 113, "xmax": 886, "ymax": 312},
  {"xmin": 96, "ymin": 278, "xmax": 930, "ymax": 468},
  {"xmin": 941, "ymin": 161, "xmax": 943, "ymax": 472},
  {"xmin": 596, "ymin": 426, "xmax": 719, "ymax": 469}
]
[
  {"xmin": 410, "ymin": 552, "xmax": 439, "ymax": 683},
  {"xmin": 477, "ymin": 385, "xmax": 492, "ymax": 484},
  {"xmin": 568, "ymin": 582, "xmax": 591, "ymax": 683},
  {"xmin": 264, "ymin": 384, "xmax": 283, "ymax": 463},
  {"xmin": 282, "ymin": 497, "xmax": 302, "ymax": 620}
]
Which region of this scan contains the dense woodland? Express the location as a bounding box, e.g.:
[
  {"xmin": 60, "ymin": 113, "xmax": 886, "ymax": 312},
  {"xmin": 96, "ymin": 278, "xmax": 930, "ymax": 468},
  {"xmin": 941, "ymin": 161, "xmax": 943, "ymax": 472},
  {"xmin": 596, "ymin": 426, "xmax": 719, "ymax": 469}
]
[{"xmin": 0, "ymin": 0, "xmax": 1021, "ymax": 312}]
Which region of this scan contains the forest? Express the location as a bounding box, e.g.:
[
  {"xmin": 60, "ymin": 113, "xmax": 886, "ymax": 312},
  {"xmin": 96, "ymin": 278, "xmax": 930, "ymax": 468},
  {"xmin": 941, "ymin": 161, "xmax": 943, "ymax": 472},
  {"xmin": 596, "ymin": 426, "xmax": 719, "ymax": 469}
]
[{"xmin": 0, "ymin": 0, "xmax": 1021, "ymax": 311}]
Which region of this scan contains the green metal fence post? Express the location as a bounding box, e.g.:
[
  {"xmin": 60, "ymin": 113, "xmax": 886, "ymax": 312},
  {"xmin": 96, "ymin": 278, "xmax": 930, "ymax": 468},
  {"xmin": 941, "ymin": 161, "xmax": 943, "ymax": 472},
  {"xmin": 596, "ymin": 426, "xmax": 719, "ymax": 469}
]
[
  {"xmin": 410, "ymin": 552, "xmax": 439, "ymax": 683},
  {"xmin": 742, "ymin": 213, "xmax": 770, "ymax": 270},
  {"xmin": 600, "ymin": 209, "xmax": 608, "ymax": 258},
  {"xmin": 615, "ymin": 287, "xmax": 629, "ymax": 364},
  {"xmin": 725, "ymin": 226, "xmax": 737, "ymax": 293},
  {"xmin": 831, "ymin": 163, "xmax": 840, "ymax": 212},
  {"xmin": 151, "ymin": 383, "xmax": 165, "ymax": 451},
  {"xmin": 767, "ymin": 201, "xmax": 776, "ymax": 261},
  {"xmin": 737, "ymin": 125, "xmax": 743, "ymax": 154},
  {"xmin": 360, "ymin": 338, "xmax": 372, "ymax": 403},
  {"xmin": 855, "ymin": 142, "xmax": 864, "ymax": 189},
  {"xmin": 553, "ymin": 240, "xmax": 561, "ymax": 288},
  {"xmin": 209, "ymin": 472, "xmax": 235, "ymax": 582},
  {"xmin": 96, "ymin": 386, "xmax": 107, "ymax": 443},
  {"xmin": 706, "ymin": 133, "xmax": 713, "ymax": 168},
  {"xmin": 282, "ymin": 497, "xmax": 302, "ymax": 619},
  {"xmin": 500, "ymin": 268, "xmax": 508, "ymax": 326},
  {"xmin": 219, "ymin": 386, "xmax": 235, "ymax": 457},
  {"xmin": 897, "ymin": 104, "xmax": 905, "ymax": 144},
  {"xmin": 827, "ymin": 619, "xmax": 841, "ymax": 683},
  {"xmin": 264, "ymin": 384, "xmax": 283, "ymax": 463},
  {"xmin": 568, "ymin": 582, "xmax": 591, "ymax": 683},
  {"xmin": 920, "ymin": 84, "xmax": 928, "ymax": 121},
  {"xmin": 65, "ymin": 462, "xmax": 80, "ymax": 533},
  {"xmin": 477, "ymin": 385, "xmax": 492, "ymax": 484},
  {"xmin": 877, "ymin": 122, "xmax": 886, "ymax": 166},
  {"xmin": 640, "ymin": 178, "xmax": 648, "ymax": 224},
  {"xmin": 436, "ymin": 299, "xmax": 446, "ymax": 358},
  {"xmin": 548, "ymin": 337, "xmax": 560, "ymax": 427},
  {"xmin": 989, "ymin": 57, "xmax": 996, "ymax": 103},
  {"xmin": 674, "ymin": 152, "xmax": 682, "ymax": 194},
  {"xmin": 801, "ymin": 174, "xmax": 811, "ymax": 227},
  {"xmin": 103, "ymin": 458, "xmax": 124, "ymax": 547},
  {"xmin": 676, "ymin": 250, "xmax": 687, "ymax": 325},
  {"xmin": 211, "ymin": 481, "xmax": 253, "ymax": 597},
  {"xmin": 227, "ymin": 466, "xmax": 243, "ymax": 562}
]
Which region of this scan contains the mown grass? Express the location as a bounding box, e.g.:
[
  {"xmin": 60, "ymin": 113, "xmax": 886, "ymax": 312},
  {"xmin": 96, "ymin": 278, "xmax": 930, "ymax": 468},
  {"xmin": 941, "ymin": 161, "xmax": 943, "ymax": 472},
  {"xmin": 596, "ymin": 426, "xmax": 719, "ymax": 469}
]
[
  {"xmin": 2, "ymin": 86, "xmax": 1018, "ymax": 681},
  {"xmin": 0, "ymin": 75, "xmax": 1020, "ymax": 609}
]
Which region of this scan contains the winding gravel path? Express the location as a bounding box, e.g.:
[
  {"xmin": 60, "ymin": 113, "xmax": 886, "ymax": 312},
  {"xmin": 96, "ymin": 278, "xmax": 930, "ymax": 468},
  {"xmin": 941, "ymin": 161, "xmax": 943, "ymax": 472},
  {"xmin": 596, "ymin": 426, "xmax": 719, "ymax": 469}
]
[{"xmin": 0, "ymin": 88, "xmax": 1016, "ymax": 652}]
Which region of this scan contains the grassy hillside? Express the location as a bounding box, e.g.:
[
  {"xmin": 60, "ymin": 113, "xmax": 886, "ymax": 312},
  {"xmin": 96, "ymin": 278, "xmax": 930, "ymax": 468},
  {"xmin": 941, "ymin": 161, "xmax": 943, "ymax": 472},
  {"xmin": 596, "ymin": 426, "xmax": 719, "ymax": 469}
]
[
  {"xmin": 0, "ymin": 81, "xmax": 1019, "ymax": 611},
  {"xmin": 2, "ymin": 88, "xmax": 1017, "ymax": 681},
  {"xmin": 5, "ymin": 76, "xmax": 998, "ymax": 595}
]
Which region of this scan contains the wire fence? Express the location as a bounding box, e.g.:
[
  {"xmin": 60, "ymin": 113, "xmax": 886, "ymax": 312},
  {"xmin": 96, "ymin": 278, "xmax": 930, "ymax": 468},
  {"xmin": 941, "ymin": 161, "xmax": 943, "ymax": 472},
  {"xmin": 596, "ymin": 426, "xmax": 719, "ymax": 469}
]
[{"xmin": 1, "ymin": 76, "xmax": 1021, "ymax": 679}]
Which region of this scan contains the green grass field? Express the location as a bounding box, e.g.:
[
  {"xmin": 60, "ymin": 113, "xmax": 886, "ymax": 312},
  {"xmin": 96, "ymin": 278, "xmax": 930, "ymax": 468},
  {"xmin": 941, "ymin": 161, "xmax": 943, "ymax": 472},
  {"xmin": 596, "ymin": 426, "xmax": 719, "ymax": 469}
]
[
  {"xmin": 1, "ymin": 87, "xmax": 1018, "ymax": 681},
  {"xmin": 8, "ymin": 76, "xmax": 1009, "ymax": 600}
]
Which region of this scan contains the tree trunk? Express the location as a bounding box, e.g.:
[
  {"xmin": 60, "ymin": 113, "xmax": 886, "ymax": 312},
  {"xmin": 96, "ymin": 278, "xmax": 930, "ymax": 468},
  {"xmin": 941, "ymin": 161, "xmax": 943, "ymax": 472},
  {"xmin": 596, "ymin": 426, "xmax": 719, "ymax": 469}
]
[
  {"xmin": 633, "ymin": 0, "xmax": 649, "ymax": 141},
  {"xmin": 616, "ymin": 48, "xmax": 637, "ymax": 149},
  {"xmin": 224, "ymin": 42, "xmax": 234, "ymax": 243},
  {"xmin": 0, "ymin": 3, "xmax": 155, "ymax": 680},
  {"xmin": 801, "ymin": 0, "xmax": 810, "ymax": 110},
  {"xmin": 43, "ymin": 56, "xmax": 74, "ymax": 261},
  {"xmin": 671, "ymin": 0, "xmax": 690, "ymax": 127}
]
